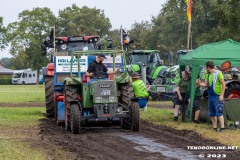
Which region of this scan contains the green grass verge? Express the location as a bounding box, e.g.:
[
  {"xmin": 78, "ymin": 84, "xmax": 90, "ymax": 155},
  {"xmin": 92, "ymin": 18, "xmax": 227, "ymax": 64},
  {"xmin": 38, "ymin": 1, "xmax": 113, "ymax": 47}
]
[
  {"xmin": 0, "ymin": 107, "xmax": 44, "ymax": 128},
  {"xmin": 0, "ymin": 107, "xmax": 46, "ymax": 159},
  {"xmin": 0, "ymin": 85, "xmax": 44, "ymax": 102},
  {"xmin": 141, "ymin": 108, "xmax": 240, "ymax": 147},
  {"xmin": 0, "ymin": 107, "xmax": 72, "ymax": 160}
]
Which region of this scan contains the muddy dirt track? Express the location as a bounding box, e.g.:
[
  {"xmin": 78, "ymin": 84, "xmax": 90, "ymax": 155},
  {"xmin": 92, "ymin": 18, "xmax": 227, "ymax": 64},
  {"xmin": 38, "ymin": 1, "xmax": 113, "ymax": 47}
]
[{"xmin": 38, "ymin": 118, "xmax": 240, "ymax": 160}]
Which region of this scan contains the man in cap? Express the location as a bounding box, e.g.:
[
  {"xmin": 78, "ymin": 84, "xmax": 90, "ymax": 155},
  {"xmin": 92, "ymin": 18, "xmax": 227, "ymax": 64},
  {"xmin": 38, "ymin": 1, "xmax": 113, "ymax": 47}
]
[
  {"xmin": 86, "ymin": 53, "xmax": 120, "ymax": 85},
  {"xmin": 131, "ymin": 72, "xmax": 149, "ymax": 99}
]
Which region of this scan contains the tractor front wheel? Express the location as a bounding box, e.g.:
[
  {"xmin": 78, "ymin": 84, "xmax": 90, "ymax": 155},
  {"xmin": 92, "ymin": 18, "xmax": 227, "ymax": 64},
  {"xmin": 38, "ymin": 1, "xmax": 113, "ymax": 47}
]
[
  {"xmin": 131, "ymin": 102, "xmax": 140, "ymax": 131},
  {"xmin": 70, "ymin": 104, "xmax": 81, "ymax": 134}
]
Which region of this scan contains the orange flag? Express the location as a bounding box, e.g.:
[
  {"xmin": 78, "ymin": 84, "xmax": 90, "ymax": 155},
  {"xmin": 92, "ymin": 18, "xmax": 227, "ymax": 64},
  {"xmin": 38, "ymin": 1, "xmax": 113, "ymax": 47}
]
[{"xmin": 186, "ymin": 0, "xmax": 192, "ymax": 22}]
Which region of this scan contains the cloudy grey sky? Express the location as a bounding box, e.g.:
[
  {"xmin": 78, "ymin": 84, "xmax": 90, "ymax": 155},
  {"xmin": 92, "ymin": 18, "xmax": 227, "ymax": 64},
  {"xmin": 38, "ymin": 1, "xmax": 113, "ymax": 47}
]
[{"xmin": 0, "ymin": 0, "xmax": 166, "ymax": 58}]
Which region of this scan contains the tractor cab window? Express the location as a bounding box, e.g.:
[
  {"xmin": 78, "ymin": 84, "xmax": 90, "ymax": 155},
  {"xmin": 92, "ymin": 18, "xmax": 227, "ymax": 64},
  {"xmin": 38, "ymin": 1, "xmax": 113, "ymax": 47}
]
[
  {"xmin": 148, "ymin": 52, "xmax": 160, "ymax": 68},
  {"xmin": 131, "ymin": 54, "xmax": 148, "ymax": 65}
]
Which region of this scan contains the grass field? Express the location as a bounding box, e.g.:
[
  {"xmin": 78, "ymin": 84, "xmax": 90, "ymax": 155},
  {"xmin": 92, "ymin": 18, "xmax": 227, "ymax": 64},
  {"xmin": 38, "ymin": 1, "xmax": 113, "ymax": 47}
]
[
  {"xmin": 0, "ymin": 85, "xmax": 45, "ymax": 102},
  {"xmin": 0, "ymin": 107, "xmax": 46, "ymax": 159},
  {"xmin": 0, "ymin": 107, "xmax": 71, "ymax": 160},
  {"xmin": 141, "ymin": 107, "xmax": 240, "ymax": 147}
]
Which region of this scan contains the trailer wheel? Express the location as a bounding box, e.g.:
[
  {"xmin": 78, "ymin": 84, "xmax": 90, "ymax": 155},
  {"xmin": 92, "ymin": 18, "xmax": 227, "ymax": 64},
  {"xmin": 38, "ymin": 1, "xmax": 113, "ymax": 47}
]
[
  {"xmin": 70, "ymin": 104, "xmax": 81, "ymax": 134},
  {"xmin": 64, "ymin": 85, "xmax": 78, "ymax": 132},
  {"xmin": 45, "ymin": 76, "xmax": 55, "ymax": 118},
  {"xmin": 225, "ymin": 86, "xmax": 240, "ymax": 99},
  {"xmin": 131, "ymin": 102, "xmax": 140, "ymax": 131},
  {"xmin": 22, "ymin": 81, "xmax": 25, "ymax": 85}
]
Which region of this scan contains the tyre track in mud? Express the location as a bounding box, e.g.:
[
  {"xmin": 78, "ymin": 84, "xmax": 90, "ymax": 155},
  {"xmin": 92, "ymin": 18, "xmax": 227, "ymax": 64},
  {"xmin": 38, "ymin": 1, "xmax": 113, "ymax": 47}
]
[{"xmin": 38, "ymin": 118, "xmax": 240, "ymax": 160}]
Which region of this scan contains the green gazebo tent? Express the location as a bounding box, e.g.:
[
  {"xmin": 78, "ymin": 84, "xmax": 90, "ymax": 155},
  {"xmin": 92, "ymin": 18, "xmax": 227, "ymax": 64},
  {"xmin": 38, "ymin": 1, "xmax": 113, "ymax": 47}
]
[{"xmin": 179, "ymin": 39, "xmax": 240, "ymax": 120}]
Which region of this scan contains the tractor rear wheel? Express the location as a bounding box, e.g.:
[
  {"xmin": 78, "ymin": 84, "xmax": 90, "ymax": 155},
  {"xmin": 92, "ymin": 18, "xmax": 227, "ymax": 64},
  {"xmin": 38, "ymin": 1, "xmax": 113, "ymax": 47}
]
[
  {"xmin": 64, "ymin": 85, "xmax": 78, "ymax": 132},
  {"xmin": 70, "ymin": 104, "xmax": 81, "ymax": 134},
  {"xmin": 131, "ymin": 102, "xmax": 140, "ymax": 131},
  {"xmin": 45, "ymin": 76, "xmax": 55, "ymax": 118},
  {"xmin": 225, "ymin": 85, "xmax": 240, "ymax": 99}
]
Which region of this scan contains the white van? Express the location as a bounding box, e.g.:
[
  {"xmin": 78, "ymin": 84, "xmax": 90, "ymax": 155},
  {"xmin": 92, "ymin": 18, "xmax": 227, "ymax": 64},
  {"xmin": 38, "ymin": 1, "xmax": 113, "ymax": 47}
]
[{"xmin": 12, "ymin": 69, "xmax": 37, "ymax": 84}]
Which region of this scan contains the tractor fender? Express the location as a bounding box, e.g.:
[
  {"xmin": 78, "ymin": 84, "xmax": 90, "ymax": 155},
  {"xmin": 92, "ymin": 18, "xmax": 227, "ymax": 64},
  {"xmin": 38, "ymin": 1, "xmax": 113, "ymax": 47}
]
[
  {"xmin": 157, "ymin": 67, "xmax": 168, "ymax": 78},
  {"xmin": 43, "ymin": 63, "xmax": 54, "ymax": 77},
  {"xmin": 152, "ymin": 66, "xmax": 168, "ymax": 79},
  {"xmin": 225, "ymin": 80, "xmax": 240, "ymax": 89}
]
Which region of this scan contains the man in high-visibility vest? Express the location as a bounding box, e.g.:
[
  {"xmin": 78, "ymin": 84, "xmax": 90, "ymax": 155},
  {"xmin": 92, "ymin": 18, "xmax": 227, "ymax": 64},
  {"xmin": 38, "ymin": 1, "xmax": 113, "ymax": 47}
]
[{"xmin": 131, "ymin": 73, "xmax": 149, "ymax": 99}]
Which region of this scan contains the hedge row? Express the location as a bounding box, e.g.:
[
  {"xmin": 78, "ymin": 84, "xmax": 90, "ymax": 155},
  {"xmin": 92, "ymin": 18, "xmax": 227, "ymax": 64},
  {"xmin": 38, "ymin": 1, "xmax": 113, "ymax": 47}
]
[{"xmin": 0, "ymin": 78, "xmax": 12, "ymax": 85}]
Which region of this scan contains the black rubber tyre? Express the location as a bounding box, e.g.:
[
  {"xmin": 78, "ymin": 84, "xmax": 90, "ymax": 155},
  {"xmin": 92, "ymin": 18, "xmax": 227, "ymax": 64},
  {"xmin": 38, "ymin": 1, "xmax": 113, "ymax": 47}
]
[
  {"xmin": 224, "ymin": 85, "xmax": 240, "ymax": 99},
  {"xmin": 64, "ymin": 85, "xmax": 78, "ymax": 132},
  {"xmin": 131, "ymin": 102, "xmax": 140, "ymax": 131},
  {"xmin": 120, "ymin": 83, "xmax": 134, "ymax": 129},
  {"xmin": 22, "ymin": 81, "xmax": 25, "ymax": 85},
  {"xmin": 45, "ymin": 76, "xmax": 55, "ymax": 118},
  {"xmin": 70, "ymin": 104, "xmax": 81, "ymax": 134}
]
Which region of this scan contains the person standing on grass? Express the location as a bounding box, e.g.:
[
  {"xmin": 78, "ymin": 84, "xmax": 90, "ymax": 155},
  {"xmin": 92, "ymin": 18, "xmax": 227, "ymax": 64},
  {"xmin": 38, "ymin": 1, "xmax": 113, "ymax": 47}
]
[
  {"xmin": 188, "ymin": 81, "xmax": 202, "ymax": 124},
  {"xmin": 173, "ymin": 71, "xmax": 190, "ymax": 122},
  {"xmin": 197, "ymin": 61, "xmax": 225, "ymax": 132}
]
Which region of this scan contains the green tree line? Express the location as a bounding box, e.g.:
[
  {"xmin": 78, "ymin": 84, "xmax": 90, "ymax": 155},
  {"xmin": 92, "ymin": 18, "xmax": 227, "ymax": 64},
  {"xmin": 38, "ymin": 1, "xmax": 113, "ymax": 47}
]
[{"xmin": 1, "ymin": 1, "xmax": 240, "ymax": 70}]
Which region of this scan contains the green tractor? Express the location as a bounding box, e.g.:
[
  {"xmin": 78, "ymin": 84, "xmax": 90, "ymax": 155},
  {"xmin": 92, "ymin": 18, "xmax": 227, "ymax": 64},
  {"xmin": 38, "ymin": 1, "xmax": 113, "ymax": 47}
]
[
  {"xmin": 126, "ymin": 50, "xmax": 168, "ymax": 84},
  {"xmin": 63, "ymin": 50, "xmax": 140, "ymax": 134},
  {"xmin": 149, "ymin": 65, "xmax": 180, "ymax": 101}
]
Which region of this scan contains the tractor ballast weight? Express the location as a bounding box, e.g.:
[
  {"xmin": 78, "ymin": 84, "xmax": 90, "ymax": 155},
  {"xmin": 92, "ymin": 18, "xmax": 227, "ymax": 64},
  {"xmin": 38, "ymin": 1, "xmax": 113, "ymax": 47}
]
[{"xmin": 63, "ymin": 50, "xmax": 140, "ymax": 133}]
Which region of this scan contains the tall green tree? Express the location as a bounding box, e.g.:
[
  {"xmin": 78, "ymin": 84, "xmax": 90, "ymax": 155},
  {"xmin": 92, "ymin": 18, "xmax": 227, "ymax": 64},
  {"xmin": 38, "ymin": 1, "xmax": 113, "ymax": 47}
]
[
  {"xmin": 0, "ymin": 17, "xmax": 7, "ymax": 50},
  {"xmin": 58, "ymin": 4, "xmax": 111, "ymax": 37},
  {"xmin": 149, "ymin": 0, "xmax": 240, "ymax": 54},
  {"xmin": 129, "ymin": 21, "xmax": 152, "ymax": 50},
  {"xmin": 6, "ymin": 7, "xmax": 56, "ymax": 70}
]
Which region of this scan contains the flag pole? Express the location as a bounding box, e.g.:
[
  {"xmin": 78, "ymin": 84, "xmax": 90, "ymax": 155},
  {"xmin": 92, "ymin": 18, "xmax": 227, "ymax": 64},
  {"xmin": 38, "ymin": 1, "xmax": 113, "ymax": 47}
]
[
  {"xmin": 120, "ymin": 25, "xmax": 123, "ymax": 51},
  {"xmin": 186, "ymin": 0, "xmax": 192, "ymax": 53},
  {"xmin": 187, "ymin": 22, "xmax": 191, "ymax": 53}
]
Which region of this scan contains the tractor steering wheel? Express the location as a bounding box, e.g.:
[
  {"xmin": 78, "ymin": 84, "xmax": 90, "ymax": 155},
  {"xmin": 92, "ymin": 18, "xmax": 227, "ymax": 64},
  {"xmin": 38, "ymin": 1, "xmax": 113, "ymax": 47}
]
[{"xmin": 92, "ymin": 71, "xmax": 108, "ymax": 79}]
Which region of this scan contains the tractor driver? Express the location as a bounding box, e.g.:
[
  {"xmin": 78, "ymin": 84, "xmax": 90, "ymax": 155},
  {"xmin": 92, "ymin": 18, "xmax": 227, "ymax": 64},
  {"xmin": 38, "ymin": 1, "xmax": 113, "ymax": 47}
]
[{"xmin": 85, "ymin": 53, "xmax": 120, "ymax": 85}]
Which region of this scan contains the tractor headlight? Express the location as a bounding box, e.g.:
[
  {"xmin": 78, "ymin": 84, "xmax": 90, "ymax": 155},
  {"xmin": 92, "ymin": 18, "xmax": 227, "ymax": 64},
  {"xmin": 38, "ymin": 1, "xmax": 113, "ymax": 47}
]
[
  {"xmin": 95, "ymin": 97, "xmax": 102, "ymax": 103},
  {"xmin": 109, "ymin": 96, "xmax": 115, "ymax": 102}
]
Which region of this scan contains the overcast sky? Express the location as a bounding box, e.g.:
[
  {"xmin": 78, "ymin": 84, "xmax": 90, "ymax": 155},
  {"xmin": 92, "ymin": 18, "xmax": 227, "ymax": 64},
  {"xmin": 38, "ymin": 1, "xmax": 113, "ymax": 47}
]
[{"xmin": 0, "ymin": 0, "xmax": 166, "ymax": 58}]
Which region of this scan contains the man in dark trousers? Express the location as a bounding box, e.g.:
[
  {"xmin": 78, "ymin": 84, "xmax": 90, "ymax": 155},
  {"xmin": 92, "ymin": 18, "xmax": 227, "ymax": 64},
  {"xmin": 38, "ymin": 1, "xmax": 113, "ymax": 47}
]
[{"xmin": 85, "ymin": 53, "xmax": 120, "ymax": 85}]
